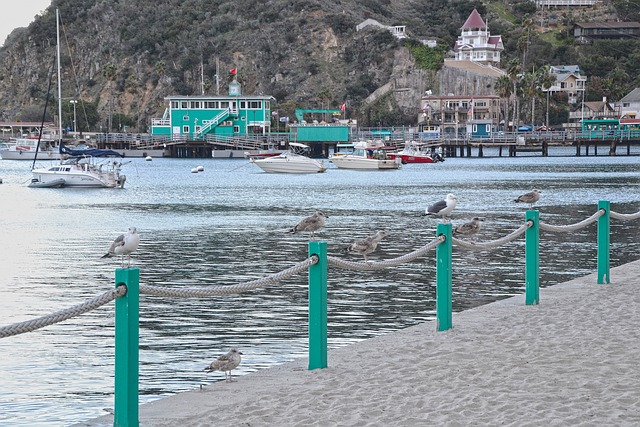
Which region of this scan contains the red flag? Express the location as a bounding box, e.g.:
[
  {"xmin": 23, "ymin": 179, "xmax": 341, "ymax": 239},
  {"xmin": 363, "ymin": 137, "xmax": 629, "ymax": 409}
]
[
  {"xmin": 340, "ymin": 103, "xmax": 346, "ymax": 111},
  {"xmin": 229, "ymin": 68, "xmax": 237, "ymax": 75}
]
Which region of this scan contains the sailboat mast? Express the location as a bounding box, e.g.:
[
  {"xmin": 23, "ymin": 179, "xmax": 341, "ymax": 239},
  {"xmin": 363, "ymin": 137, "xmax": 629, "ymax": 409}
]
[{"xmin": 56, "ymin": 9, "xmax": 62, "ymax": 145}]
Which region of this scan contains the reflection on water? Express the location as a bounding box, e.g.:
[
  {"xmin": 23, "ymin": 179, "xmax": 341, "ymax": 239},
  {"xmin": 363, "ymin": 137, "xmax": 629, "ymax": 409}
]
[{"xmin": 0, "ymin": 152, "xmax": 639, "ymax": 425}]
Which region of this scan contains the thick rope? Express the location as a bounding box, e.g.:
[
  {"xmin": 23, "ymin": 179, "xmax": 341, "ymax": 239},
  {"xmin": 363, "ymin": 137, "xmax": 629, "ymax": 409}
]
[
  {"xmin": 327, "ymin": 235, "xmax": 444, "ymax": 271},
  {"xmin": 539, "ymin": 209, "xmax": 604, "ymax": 233},
  {"xmin": 610, "ymin": 210, "xmax": 640, "ymax": 221},
  {"xmin": 0, "ymin": 285, "xmax": 127, "ymax": 339},
  {"xmin": 453, "ymin": 222, "xmax": 532, "ymax": 250},
  {"xmin": 139, "ymin": 256, "xmax": 318, "ymax": 298}
]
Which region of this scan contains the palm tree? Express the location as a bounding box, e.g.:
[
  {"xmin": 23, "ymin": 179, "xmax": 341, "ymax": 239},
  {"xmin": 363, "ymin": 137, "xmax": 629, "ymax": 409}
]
[
  {"xmin": 506, "ymin": 59, "xmax": 521, "ymax": 131},
  {"xmin": 538, "ymin": 66, "xmax": 555, "ymax": 128},
  {"xmin": 495, "ymin": 75, "xmax": 512, "ymax": 131},
  {"xmin": 102, "ymin": 63, "xmax": 117, "ymax": 132}
]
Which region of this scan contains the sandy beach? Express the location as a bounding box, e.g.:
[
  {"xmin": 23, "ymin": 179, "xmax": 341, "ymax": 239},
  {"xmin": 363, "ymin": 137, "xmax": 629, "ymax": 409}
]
[{"xmin": 80, "ymin": 259, "xmax": 640, "ymax": 426}]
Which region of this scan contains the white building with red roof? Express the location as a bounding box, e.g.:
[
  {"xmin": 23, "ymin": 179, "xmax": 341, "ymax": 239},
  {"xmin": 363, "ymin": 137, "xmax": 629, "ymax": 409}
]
[{"xmin": 453, "ymin": 9, "xmax": 504, "ymax": 66}]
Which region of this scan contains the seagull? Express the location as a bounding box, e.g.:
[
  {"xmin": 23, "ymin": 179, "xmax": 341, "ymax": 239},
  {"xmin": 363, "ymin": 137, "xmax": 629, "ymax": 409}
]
[
  {"xmin": 422, "ymin": 193, "xmax": 458, "ymax": 222},
  {"xmin": 204, "ymin": 348, "xmax": 242, "ymax": 382},
  {"xmin": 101, "ymin": 227, "xmax": 140, "ymax": 268},
  {"xmin": 288, "ymin": 211, "xmax": 327, "ymax": 239},
  {"xmin": 514, "ymin": 189, "xmax": 541, "ymax": 208},
  {"xmin": 453, "ymin": 217, "xmax": 483, "ymax": 237},
  {"xmin": 345, "ymin": 231, "xmax": 389, "ymax": 261}
]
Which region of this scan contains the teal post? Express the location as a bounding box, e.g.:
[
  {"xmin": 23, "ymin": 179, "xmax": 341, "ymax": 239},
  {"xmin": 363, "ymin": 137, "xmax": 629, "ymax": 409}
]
[
  {"xmin": 308, "ymin": 242, "xmax": 328, "ymax": 370},
  {"xmin": 597, "ymin": 200, "xmax": 610, "ymax": 284},
  {"xmin": 435, "ymin": 223, "xmax": 452, "ymax": 331},
  {"xmin": 525, "ymin": 211, "xmax": 540, "ymax": 305},
  {"xmin": 114, "ymin": 268, "xmax": 140, "ymax": 427}
]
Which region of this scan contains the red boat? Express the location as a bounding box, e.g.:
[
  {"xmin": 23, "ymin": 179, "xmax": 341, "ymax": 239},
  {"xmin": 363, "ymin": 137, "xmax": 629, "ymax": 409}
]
[{"xmin": 386, "ymin": 142, "xmax": 444, "ymax": 164}]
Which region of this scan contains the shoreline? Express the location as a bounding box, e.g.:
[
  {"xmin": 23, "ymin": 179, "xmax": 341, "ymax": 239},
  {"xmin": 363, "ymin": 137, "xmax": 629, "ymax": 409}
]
[{"xmin": 78, "ymin": 259, "xmax": 640, "ymax": 426}]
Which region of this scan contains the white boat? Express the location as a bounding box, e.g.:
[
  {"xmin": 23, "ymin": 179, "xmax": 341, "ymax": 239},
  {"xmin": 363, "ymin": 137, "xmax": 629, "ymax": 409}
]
[
  {"xmin": 249, "ymin": 143, "xmax": 326, "ymax": 174},
  {"xmin": 28, "ymin": 10, "xmax": 127, "ymax": 189},
  {"xmin": 30, "ymin": 143, "xmax": 127, "ymax": 188},
  {"xmin": 0, "ymin": 137, "xmax": 61, "ymax": 161},
  {"xmin": 329, "ymin": 140, "xmax": 401, "ymax": 170}
]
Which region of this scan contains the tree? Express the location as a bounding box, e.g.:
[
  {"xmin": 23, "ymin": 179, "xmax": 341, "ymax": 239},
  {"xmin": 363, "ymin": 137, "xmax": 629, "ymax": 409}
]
[
  {"xmin": 495, "ymin": 75, "xmax": 512, "ymax": 130},
  {"xmin": 102, "ymin": 63, "xmax": 118, "ymax": 132}
]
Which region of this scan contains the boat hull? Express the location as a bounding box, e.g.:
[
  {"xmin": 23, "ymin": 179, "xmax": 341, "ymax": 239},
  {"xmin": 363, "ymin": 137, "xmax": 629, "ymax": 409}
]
[
  {"xmin": 250, "ymin": 153, "xmax": 326, "ymax": 174},
  {"xmin": 386, "ymin": 153, "xmax": 438, "ymax": 164},
  {"xmin": 0, "ymin": 149, "xmax": 61, "ymax": 161},
  {"xmin": 329, "ymin": 155, "xmax": 401, "ymax": 170}
]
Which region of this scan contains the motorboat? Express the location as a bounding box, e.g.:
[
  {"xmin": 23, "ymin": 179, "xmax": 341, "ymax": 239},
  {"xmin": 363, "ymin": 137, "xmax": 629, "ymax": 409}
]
[
  {"xmin": 0, "ymin": 137, "xmax": 61, "ymax": 161},
  {"xmin": 250, "ymin": 142, "xmax": 326, "ymax": 174},
  {"xmin": 29, "ymin": 143, "xmax": 127, "ymax": 188},
  {"xmin": 329, "ymin": 140, "xmax": 401, "ymax": 170},
  {"xmin": 386, "ymin": 141, "xmax": 444, "ymax": 164}
]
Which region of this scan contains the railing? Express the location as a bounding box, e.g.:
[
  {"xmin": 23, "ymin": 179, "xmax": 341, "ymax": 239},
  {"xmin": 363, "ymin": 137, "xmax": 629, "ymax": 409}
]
[{"xmin": 1, "ymin": 201, "xmax": 639, "ymax": 426}]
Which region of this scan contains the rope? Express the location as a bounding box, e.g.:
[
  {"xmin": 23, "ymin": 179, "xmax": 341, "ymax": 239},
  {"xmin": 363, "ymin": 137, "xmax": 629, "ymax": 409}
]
[
  {"xmin": 539, "ymin": 209, "xmax": 604, "ymax": 233},
  {"xmin": 453, "ymin": 222, "xmax": 532, "ymax": 250},
  {"xmin": 610, "ymin": 210, "xmax": 640, "ymax": 221},
  {"xmin": 0, "ymin": 285, "xmax": 127, "ymax": 339},
  {"xmin": 139, "ymin": 256, "xmax": 318, "ymax": 298},
  {"xmin": 327, "ymin": 235, "xmax": 444, "ymax": 271}
]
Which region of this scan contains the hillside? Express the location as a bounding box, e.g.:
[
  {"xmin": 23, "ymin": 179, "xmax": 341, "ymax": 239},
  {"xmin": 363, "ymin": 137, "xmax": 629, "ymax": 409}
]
[{"xmin": 0, "ymin": 0, "xmax": 637, "ymax": 131}]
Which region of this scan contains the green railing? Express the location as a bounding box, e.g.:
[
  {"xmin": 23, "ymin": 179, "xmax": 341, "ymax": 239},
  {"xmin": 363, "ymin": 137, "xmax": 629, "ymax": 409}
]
[{"xmin": 1, "ymin": 201, "xmax": 639, "ymax": 427}]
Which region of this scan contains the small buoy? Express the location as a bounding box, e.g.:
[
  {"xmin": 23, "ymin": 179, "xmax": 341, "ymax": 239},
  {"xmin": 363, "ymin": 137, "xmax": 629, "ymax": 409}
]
[
  {"xmin": 196, "ymin": 165, "xmax": 204, "ymax": 172},
  {"xmin": 191, "ymin": 168, "xmax": 198, "ymax": 173},
  {"xmin": 145, "ymin": 156, "xmax": 153, "ymax": 161}
]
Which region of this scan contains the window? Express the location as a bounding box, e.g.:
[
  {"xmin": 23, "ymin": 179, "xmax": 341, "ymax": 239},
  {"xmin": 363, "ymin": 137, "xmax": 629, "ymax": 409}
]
[
  {"xmin": 195, "ymin": 125, "xmax": 202, "ymax": 133},
  {"xmin": 181, "ymin": 101, "xmax": 188, "ymax": 109},
  {"xmin": 182, "ymin": 125, "xmax": 189, "ymax": 133},
  {"xmin": 171, "ymin": 101, "xmax": 179, "ymax": 109},
  {"xmin": 249, "ymin": 101, "xmax": 261, "ymax": 109},
  {"xmin": 191, "ymin": 101, "xmax": 201, "ymax": 109},
  {"xmin": 204, "ymin": 101, "xmax": 217, "ymax": 109},
  {"xmin": 240, "ymin": 101, "xmax": 246, "ymax": 109},
  {"xmin": 220, "ymin": 101, "xmax": 229, "ymax": 108},
  {"xmin": 233, "ymin": 125, "xmax": 239, "ymax": 133}
]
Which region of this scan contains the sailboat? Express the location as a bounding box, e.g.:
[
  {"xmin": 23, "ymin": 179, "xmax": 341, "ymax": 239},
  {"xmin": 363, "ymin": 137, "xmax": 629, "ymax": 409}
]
[{"xmin": 29, "ymin": 9, "xmax": 127, "ymax": 189}]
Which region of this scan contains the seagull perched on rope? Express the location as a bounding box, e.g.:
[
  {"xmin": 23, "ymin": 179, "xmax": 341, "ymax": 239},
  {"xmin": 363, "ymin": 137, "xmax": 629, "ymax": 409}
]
[
  {"xmin": 345, "ymin": 230, "xmax": 389, "ymax": 261},
  {"xmin": 101, "ymin": 227, "xmax": 140, "ymax": 268},
  {"xmin": 204, "ymin": 348, "xmax": 242, "ymax": 382},
  {"xmin": 422, "ymin": 193, "xmax": 458, "ymax": 223},
  {"xmin": 514, "ymin": 189, "xmax": 541, "ymax": 209},
  {"xmin": 453, "ymin": 217, "xmax": 483, "ymax": 237},
  {"xmin": 288, "ymin": 211, "xmax": 327, "ymax": 239}
]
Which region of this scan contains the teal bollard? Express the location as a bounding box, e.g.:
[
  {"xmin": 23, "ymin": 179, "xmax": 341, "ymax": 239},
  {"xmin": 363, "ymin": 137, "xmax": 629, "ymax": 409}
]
[
  {"xmin": 435, "ymin": 223, "xmax": 452, "ymax": 331},
  {"xmin": 525, "ymin": 210, "xmax": 540, "ymax": 305},
  {"xmin": 114, "ymin": 268, "xmax": 140, "ymax": 427},
  {"xmin": 597, "ymin": 200, "xmax": 610, "ymax": 284},
  {"xmin": 308, "ymin": 242, "xmax": 328, "ymax": 370}
]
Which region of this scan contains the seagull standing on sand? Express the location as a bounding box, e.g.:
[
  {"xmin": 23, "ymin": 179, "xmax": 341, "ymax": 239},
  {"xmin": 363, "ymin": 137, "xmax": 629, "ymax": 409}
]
[
  {"xmin": 289, "ymin": 211, "xmax": 327, "ymax": 239},
  {"xmin": 204, "ymin": 348, "xmax": 242, "ymax": 382},
  {"xmin": 345, "ymin": 230, "xmax": 389, "ymax": 261},
  {"xmin": 514, "ymin": 189, "xmax": 541, "ymax": 208},
  {"xmin": 101, "ymin": 227, "xmax": 140, "ymax": 268},
  {"xmin": 453, "ymin": 217, "xmax": 483, "ymax": 237},
  {"xmin": 423, "ymin": 193, "xmax": 458, "ymax": 223}
]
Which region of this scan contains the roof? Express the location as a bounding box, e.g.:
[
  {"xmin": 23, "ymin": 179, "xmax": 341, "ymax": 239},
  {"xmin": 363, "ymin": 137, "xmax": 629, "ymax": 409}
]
[
  {"xmin": 574, "ymin": 21, "xmax": 640, "ymax": 29},
  {"xmin": 462, "ymin": 9, "xmax": 486, "ymax": 30},
  {"xmin": 619, "ymin": 88, "xmax": 640, "ymax": 103},
  {"xmin": 550, "ymin": 65, "xmax": 583, "ymax": 74}
]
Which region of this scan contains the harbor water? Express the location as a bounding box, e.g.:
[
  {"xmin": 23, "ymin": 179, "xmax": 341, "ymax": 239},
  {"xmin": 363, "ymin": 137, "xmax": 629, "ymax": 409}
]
[{"xmin": 1, "ymin": 148, "xmax": 639, "ymax": 426}]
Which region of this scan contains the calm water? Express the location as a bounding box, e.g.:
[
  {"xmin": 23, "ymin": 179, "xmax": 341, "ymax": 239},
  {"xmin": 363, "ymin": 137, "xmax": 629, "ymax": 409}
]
[{"xmin": 1, "ymin": 148, "xmax": 639, "ymax": 426}]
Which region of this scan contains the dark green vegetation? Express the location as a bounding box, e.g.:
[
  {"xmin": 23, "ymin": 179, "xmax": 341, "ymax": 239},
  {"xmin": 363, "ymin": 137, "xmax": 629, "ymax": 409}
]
[{"xmin": 0, "ymin": 0, "xmax": 637, "ymax": 130}]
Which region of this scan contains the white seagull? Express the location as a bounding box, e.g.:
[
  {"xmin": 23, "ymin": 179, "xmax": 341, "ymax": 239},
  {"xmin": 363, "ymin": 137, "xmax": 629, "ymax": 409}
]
[
  {"xmin": 345, "ymin": 230, "xmax": 389, "ymax": 261},
  {"xmin": 453, "ymin": 217, "xmax": 483, "ymax": 237},
  {"xmin": 101, "ymin": 227, "xmax": 140, "ymax": 268},
  {"xmin": 204, "ymin": 348, "xmax": 242, "ymax": 382},
  {"xmin": 514, "ymin": 189, "xmax": 541, "ymax": 208},
  {"xmin": 423, "ymin": 193, "xmax": 458, "ymax": 222},
  {"xmin": 288, "ymin": 211, "xmax": 327, "ymax": 239}
]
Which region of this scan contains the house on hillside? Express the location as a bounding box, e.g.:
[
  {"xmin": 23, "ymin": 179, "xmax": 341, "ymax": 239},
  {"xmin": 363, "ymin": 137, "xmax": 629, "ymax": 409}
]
[
  {"xmin": 568, "ymin": 97, "xmax": 619, "ymax": 123},
  {"xmin": 615, "ymin": 88, "xmax": 640, "ymax": 119},
  {"xmin": 573, "ymin": 22, "xmax": 640, "ymax": 44},
  {"xmin": 543, "ymin": 65, "xmax": 586, "ymax": 104},
  {"xmin": 452, "ymin": 9, "xmax": 504, "ymax": 66},
  {"xmin": 356, "ymin": 19, "xmax": 407, "ymax": 40},
  {"xmin": 534, "ymin": 0, "xmax": 598, "ymax": 6}
]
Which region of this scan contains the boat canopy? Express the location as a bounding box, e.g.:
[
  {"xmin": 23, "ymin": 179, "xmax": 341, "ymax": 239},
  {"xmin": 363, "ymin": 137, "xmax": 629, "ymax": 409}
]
[{"xmin": 60, "ymin": 142, "xmax": 124, "ymax": 158}]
